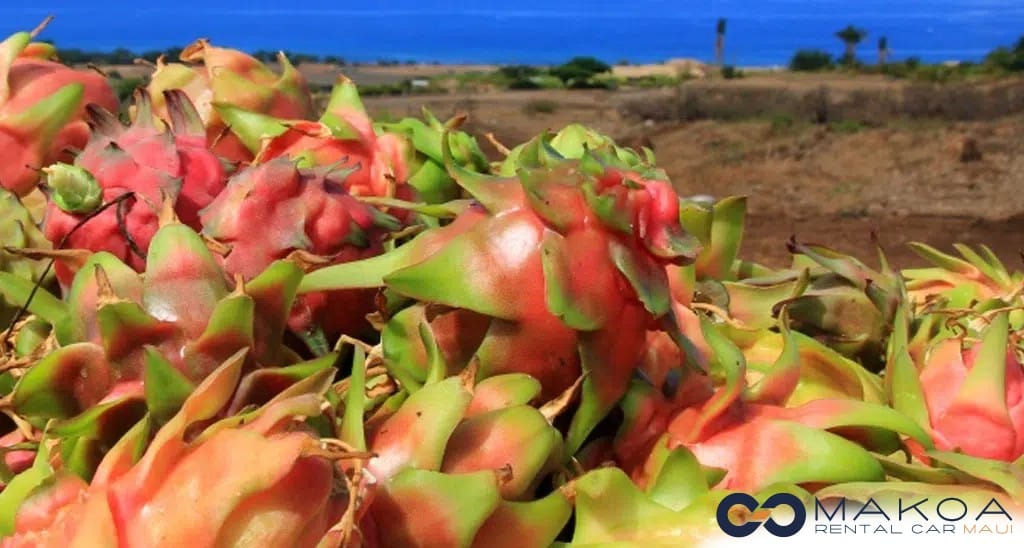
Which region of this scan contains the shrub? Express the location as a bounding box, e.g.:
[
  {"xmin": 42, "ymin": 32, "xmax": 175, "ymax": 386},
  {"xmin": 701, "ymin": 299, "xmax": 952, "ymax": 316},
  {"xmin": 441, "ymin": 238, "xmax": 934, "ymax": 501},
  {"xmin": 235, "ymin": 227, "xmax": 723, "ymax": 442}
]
[
  {"xmin": 550, "ymin": 56, "xmax": 612, "ymax": 87},
  {"xmin": 790, "ymin": 50, "xmax": 834, "ymax": 72},
  {"xmin": 721, "ymin": 65, "xmax": 744, "ymax": 79},
  {"xmin": 109, "ymin": 76, "xmax": 147, "ymax": 103},
  {"xmin": 497, "ymin": 65, "xmax": 541, "ymax": 80},
  {"xmin": 984, "ymin": 46, "xmax": 1024, "ymax": 72}
]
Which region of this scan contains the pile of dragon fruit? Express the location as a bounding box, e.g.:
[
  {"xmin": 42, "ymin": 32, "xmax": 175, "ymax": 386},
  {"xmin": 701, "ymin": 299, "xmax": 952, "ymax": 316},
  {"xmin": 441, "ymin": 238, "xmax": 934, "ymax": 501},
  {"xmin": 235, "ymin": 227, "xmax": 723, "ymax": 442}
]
[{"xmin": 0, "ymin": 19, "xmax": 1022, "ymax": 548}]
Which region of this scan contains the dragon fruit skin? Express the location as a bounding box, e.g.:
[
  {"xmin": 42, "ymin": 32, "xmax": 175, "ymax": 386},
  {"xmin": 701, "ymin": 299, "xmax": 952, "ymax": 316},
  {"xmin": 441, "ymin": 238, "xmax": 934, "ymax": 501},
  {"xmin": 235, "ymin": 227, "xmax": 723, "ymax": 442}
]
[
  {"xmin": 41, "ymin": 90, "xmax": 227, "ymax": 287},
  {"xmin": 606, "ymin": 316, "xmax": 934, "ymax": 494},
  {"xmin": 144, "ymin": 38, "xmax": 314, "ymax": 164},
  {"xmin": 890, "ymin": 311, "xmax": 1024, "ymax": 462},
  {"xmin": 0, "ymin": 218, "xmax": 341, "ymax": 490},
  {"xmin": 324, "ymin": 348, "xmax": 571, "ymax": 548},
  {"xmin": 0, "ymin": 188, "xmax": 52, "ymax": 325},
  {"xmin": 1, "ymin": 355, "xmax": 347, "ymax": 548},
  {"xmin": 922, "ymin": 336, "xmax": 1024, "ymax": 461},
  {"xmin": 0, "ymin": 23, "xmax": 118, "ymax": 196},
  {"xmin": 301, "ymin": 131, "xmax": 705, "ymax": 453},
  {"xmin": 199, "ymin": 158, "xmax": 401, "ymax": 339},
  {"xmin": 215, "ymin": 77, "xmax": 414, "ymax": 205}
]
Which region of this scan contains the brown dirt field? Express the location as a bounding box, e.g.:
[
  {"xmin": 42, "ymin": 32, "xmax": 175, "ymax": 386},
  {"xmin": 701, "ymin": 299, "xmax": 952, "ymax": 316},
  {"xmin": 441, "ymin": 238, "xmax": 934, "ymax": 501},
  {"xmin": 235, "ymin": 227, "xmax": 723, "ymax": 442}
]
[{"xmin": 363, "ymin": 85, "xmax": 1024, "ymax": 270}]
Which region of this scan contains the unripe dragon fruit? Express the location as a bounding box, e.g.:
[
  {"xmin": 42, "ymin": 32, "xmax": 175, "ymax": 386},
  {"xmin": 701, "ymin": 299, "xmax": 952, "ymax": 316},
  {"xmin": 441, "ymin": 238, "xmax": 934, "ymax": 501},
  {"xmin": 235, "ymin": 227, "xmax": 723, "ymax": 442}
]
[
  {"xmin": 376, "ymin": 107, "xmax": 491, "ymax": 205},
  {"xmin": 143, "ymin": 38, "xmax": 314, "ymax": 163},
  {"xmin": 0, "ymin": 189, "xmax": 51, "ymax": 325},
  {"xmin": 199, "ymin": 158, "xmax": 401, "ymax": 343},
  {"xmin": 0, "ymin": 20, "xmax": 118, "ymax": 196},
  {"xmin": 495, "ymin": 122, "xmax": 655, "ymax": 175},
  {"xmin": 301, "ymin": 124, "xmax": 704, "ymax": 453},
  {"xmin": 1, "ymin": 354, "xmax": 348, "ymax": 547},
  {"xmin": 0, "ymin": 220, "xmax": 333, "ymax": 483},
  {"xmin": 566, "ymin": 465, "xmax": 812, "ymax": 545},
  {"xmin": 41, "ymin": 90, "xmax": 227, "ymax": 286},
  {"xmin": 902, "ymin": 242, "xmax": 1023, "ymax": 311}
]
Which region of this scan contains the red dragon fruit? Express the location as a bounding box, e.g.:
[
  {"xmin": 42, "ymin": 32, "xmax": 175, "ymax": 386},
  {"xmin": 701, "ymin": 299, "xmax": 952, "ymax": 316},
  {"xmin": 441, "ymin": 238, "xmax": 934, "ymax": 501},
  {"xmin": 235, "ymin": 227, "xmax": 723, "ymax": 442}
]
[
  {"xmin": 300, "ymin": 125, "xmax": 704, "ymax": 453},
  {"xmin": 215, "ymin": 77, "xmax": 414, "ymax": 204},
  {"xmin": 608, "ymin": 316, "xmax": 934, "ymax": 493},
  {"xmin": 889, "ymin": 309, "xmax": 1024, "ymax": 462},
  {"xmin": 1, "ymin": 355, "xmax": 348, "ymax": 548},
  {"xmin": 143, "ymin": 38, "xmax": 314, "ymax": 163},
  {"xmin": 0, "ymin": 219, "xmax": 339, "ymax": 485},
  {"xmin": 199, "ymin": 157, "xmax": 401, "ymax": 343},
  {"xmin": 0, "ymin": 20, "xmax": 118, "ymax": 196},
  {"xmin": 40, "ymin": 90, "xmax": 227, "ymax": 286}
]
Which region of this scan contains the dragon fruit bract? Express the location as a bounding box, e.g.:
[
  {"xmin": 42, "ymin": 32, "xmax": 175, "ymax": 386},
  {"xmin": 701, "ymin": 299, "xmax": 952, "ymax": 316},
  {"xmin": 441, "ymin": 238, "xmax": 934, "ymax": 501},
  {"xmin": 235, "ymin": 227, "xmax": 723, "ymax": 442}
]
[
  {"xmin": 301, "ymin": 126, "xmax": 703, "ymax": 453},
  {"xmin": 216, "ymin": 77, "xmax": 413, "ymax": 205},
  {"xmin": 199, "ymin": 158, "xmax": 401, "ymax": 341},
  {"xmin": 144, "ymin": 38, "xmax": 314, "ymax": 163},
  {"xmin": 41, "ymin": 90, "xmax": 226, "ymax": 286},
  {"xmin": 0, "ymin": 21, "xmax": 118, "ymax": 196},
  {"xmin": 2, "ymin": 355, "xmax": 347, "ymax": 548}
]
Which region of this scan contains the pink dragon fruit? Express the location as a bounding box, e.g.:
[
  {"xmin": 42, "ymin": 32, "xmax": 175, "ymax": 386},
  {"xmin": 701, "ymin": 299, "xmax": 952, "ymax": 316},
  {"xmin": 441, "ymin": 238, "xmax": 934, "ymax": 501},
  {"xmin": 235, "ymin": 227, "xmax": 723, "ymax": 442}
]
[
  {"xmin": 144, "ymin": 38, "xmax": 314, "ymax": 163},
  {"xmin": 41, "ymin": 90, "xmax": 226, "ymax": 286},
  {"xmin": 0, "ymin": 20, "xmax": 118, "ymax": 196},
  {"xmin": 199, "ymin": 158, "xmax": 401, "ymax": 342},
  {"xmin": 890, "ymin": 310, "xmax": 1024, "ymax": 462},
  {"xmin": 215, "ymin": 77, "xmax": 414, "ymax": 205}
]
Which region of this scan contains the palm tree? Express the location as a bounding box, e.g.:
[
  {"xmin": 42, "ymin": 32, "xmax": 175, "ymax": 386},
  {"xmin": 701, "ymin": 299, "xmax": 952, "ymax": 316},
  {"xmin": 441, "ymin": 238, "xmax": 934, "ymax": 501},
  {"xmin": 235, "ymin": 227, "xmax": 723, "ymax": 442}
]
[
  {"xmin": 877, "ymin": 36, "xmax": 889, "ymax": 65},
  {"xmin": 716, "ymin": 18, "xmax": 727, "ymax": 66},
  {"xmin": 835, "ymin": 25, "xmax": 868, "ymax": 65}
]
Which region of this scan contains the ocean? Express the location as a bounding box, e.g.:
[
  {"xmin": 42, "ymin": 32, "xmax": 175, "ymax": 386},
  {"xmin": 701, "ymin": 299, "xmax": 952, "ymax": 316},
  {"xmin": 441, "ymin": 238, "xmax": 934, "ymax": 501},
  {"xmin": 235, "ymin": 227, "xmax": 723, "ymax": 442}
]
[{"xmin": 1, "ymin": 0, "xmax": 1022, "ymax": 66}]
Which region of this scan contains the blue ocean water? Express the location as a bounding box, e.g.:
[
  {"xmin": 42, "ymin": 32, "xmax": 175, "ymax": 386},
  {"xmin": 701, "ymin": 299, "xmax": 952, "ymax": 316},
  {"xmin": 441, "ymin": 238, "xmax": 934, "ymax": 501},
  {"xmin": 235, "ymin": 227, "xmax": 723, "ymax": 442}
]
[{"xmin": 1, "ymin": 0, "xmax": 1022, "ymax": 66}]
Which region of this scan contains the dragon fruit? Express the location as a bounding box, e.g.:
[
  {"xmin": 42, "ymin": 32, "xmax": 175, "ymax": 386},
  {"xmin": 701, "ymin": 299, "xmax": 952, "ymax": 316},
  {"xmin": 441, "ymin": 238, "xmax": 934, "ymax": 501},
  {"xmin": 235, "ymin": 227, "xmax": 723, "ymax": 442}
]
[
  {"xmin": 888, "ymin": 308, "xmax": 1024, "ymax": 462},
  {"xmin": 300, "ymin": 125, "xmax": 703, "ymax": 453},
  {"xmin": 40, "ymin": 90, "xmax": 227, "ymax": 287},
  {"xmin": 1, "ymin": 354, "xmax": 349, "ymax": 547},
  {"xmin": 328, "ymin": 345, "xmax": 573, "ymax": 547},
  {"xmin": 143, "ymin": 38, "xmax": 314, "ymax": 163},
  {"xmin": 376, "ymin": 108, "xmax": 491, "ymax": 205},
  {"xmin": 0, "ymin": 20, "xmax": 118, "ymax": 196},
  {"xmin": 495, "ymin": 123, "xmax": 655, "ymax": 176},
  {"xmin": 608, "ymin": 316, "xmax": 933, "ymax": 493},
  {"xmin": 0, "ymin": 189, "xmax": 51, "ymax": 325},
  {"xmin": 0, "ymin": 220, "xmax": 332, "ymax": 482},
  {"xmin": 199, "ymin": 158, "xmax": 401, "ymax": 344},
  {"xmin": 566, "ymin": 464, "xmax": 813, "ymax": 545},
  {"xmin": 215, "ymin": 77, "xmax": 413, "ymax": 204},
  {"xmin": 902, "ymin": 242, "xmax": 1023, "ymax": 310}
]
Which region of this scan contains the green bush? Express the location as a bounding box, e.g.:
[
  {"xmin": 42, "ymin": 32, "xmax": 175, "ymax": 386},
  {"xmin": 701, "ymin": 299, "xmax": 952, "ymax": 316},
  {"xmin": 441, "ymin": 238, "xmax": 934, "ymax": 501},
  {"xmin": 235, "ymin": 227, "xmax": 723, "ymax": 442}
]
[
  {"xmin": 530, "ymin": 74, "xmax": 566, "ymax": 89},
  {"xmin": 109, "ymin": 77, "xmax": 147, "ymax": 103},
  {"xmin": 984, "ymin": 46, "xmax": 1024, "ymax": 72},
  {"xmin": 790, "ymin": 50, "xmax": 834, "ymax": 72},
  {"xmin": 497, "ymin": 65, "xmax": 541, "ymax": 80},
  {"xmin": 550, "ymin": 56, "xmax": 612, "ymax": 88},
  {"xmin": 721, "ymin": 65, "xmax": 744, "ymax": 79}
]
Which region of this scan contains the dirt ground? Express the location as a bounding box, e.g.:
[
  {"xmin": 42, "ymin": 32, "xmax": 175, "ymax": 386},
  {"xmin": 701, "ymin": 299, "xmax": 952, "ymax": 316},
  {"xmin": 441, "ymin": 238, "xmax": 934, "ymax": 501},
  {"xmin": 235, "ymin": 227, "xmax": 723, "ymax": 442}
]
[{"xmin": 364, "ymin": 86, "xmax": 1024, "ymax": 270}]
